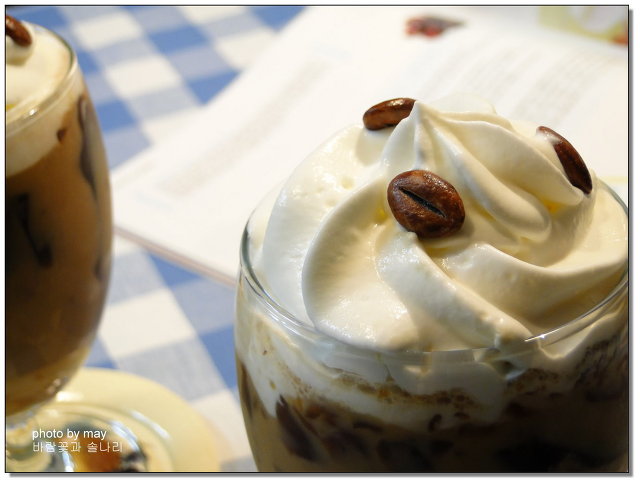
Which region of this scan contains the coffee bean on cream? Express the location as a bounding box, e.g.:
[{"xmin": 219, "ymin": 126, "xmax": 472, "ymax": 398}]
[
  {"xmin": 6, "ymin": 14, "xmax": 32, "ymax": 47},
  {"xmin": 363, "ymin": 97, "xmax": 416, "ymax": 130},
  {"xmin": 387, "ymin": 169, "xmax": 465, "ymax": 238},
  {"xmin": 537, "ymin": 125, "xmax": 593, "ymax": 194}
]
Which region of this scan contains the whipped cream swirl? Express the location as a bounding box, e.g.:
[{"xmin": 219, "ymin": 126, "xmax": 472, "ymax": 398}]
[{"xmin": 252, "ymin": 97, "xmax": 627, "ymax": 352}]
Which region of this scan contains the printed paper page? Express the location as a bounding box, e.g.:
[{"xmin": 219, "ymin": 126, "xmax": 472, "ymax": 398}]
[{"xmin": 112, "ymin": 6, "xmax": 628, "ymax": 283}]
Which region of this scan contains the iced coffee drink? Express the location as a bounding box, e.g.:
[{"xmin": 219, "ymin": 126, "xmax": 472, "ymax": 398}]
[
  {"xmin": 235, "ymin": 97, "xmax": 628, "ymax": 472},
  {"xmin": 6, "ymin": 16, "xmax": 112, "ymax": 417}
]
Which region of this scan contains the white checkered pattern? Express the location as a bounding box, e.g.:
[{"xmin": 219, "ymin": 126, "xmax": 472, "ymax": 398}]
[{"xmin": 71, "ymin": 11, "xmax": 143, "ymax": 50}]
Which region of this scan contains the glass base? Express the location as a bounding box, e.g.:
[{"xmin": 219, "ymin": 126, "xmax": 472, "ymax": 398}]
[
  {"xmin": 13, "ymin": 403, "xmax": 154, "ymax": 472},
  {"xmin": 6, "ymin": 368, "xmax": 219, "ymax": 472}
]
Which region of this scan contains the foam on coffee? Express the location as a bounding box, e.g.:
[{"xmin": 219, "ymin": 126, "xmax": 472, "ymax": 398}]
[{"xmin": 6, "ymin": 19, "xmax": 81, "ymax": 177}]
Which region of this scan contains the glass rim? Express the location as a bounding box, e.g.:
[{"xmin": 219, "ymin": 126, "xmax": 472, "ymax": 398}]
[
  {"xmin": 5, "ymin": 22, "xmax": 78, "ymax": 134},
  {"xmin": 239, "ymin": 181, "xmax": 628, "ymax": 362}
]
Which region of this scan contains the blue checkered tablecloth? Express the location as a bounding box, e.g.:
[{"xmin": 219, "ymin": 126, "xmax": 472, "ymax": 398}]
[{"xmin": 8, "ymin": 5, "xmax": 305, "ymax": 472}]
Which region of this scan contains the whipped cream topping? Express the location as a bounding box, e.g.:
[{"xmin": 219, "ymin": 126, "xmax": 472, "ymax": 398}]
[
  {"xmin": 6, "ymin": 19, "xmax": 81, "ymax": 177},
  {"xmin": 252, "ymin": 97, "xmax": 628, "ymax": 353},
  {"xmin": 6, "ymin": 21, "xmax": 70, "ymax": 120}
]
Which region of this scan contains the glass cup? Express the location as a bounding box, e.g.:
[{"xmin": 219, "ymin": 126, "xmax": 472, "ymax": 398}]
[
  {"xmin": 235, "ymin": 188, "xmax": 628, "ymax": 472},
  {"xmin": 5, "ymin": 20, "xmax": 113, "ymax": 471}
]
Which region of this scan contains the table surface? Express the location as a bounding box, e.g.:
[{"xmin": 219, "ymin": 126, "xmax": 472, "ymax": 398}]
[{"xmin": 9, "ymin": 5, "xmax": 306, "ymax": 472}]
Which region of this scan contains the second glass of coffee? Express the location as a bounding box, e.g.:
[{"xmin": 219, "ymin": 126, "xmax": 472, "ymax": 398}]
[{"xmin": 235, "ymin": 97, "xmax": 629, "ymax": 472}]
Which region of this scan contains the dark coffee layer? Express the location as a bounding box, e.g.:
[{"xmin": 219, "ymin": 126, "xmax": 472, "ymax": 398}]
[
  {"xmin": 6, "ymin": 88, "xmax": 112, "ymax": 416},
  {"xmin": 237, "ymin": 327, "xmax": 628, "ymax": 473}
]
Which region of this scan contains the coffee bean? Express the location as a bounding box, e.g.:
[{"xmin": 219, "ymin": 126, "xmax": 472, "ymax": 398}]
[
  {"xmin": 387, "ymin": 170, "xmax": 465, "ymax": 238},
  {"xmin": 538, "ymin": 126, "xmax": 592, "ymax": 194},
  {"xmin": 6, "ymin": 14, "xmax": 32, "ymax": 47},
  {"xmin": 363, "ymin": 98, "xmax": 416, "ymax": 130}
]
